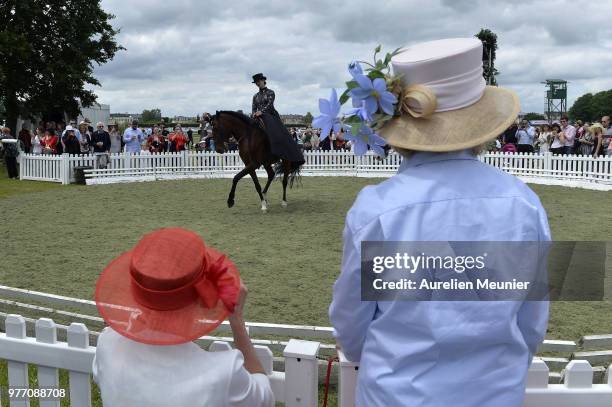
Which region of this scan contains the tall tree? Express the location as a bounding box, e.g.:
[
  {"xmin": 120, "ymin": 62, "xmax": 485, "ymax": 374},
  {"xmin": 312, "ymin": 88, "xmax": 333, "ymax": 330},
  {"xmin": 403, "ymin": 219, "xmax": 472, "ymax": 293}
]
[
  {"xmin": 523, "ymin": 112, "xmax": 546, "ymax": 121},
  {"xmin": 141, "ymin": 108, "xmax": 162, "ymax": 122},
  {"xmin": 0, "ymin": 0, "xmax": 123, "ymax": 132},
  {"xmin": 569, "ymin": 90, "xmax": 612, "ymax": 121},
  {"xmin": 303, "ymin": 112, "xmax": 313, "ymax": 125},
  {"xmin": 475, "ymin": 28, "xmax": 499, "ymax": 86}
]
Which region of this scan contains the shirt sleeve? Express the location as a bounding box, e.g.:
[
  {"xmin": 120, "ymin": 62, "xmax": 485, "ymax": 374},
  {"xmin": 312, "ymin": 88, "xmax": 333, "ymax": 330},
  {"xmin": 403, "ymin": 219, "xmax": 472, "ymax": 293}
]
[
  {"xmin": 227, "ymin": 352, "xmax": 274, "ymax": 407},
  {"xmin": 516, "ymin": 202, "xmax": 551, "ymax": 360},
  {"xmin": 329, "ymin": 221, "xmax": 377, "ymax": 362}
]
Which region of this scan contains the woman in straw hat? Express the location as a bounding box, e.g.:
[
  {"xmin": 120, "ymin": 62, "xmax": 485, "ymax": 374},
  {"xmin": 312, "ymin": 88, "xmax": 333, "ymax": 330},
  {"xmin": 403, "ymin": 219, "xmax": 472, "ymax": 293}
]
[
  {"xmin": 329, "ymin": 38, "xmax": 550, "ymax": 407},
  {"xmin": 93, "ymin": 228, "xmax": 274, "ymax": 406}
]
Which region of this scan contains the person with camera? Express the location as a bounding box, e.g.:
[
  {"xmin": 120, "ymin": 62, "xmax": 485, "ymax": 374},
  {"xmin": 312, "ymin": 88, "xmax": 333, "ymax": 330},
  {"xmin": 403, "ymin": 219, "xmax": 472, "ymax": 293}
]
[{"xmin": 515, "ymin": 119, "xmax": 535, "ymax": 153}]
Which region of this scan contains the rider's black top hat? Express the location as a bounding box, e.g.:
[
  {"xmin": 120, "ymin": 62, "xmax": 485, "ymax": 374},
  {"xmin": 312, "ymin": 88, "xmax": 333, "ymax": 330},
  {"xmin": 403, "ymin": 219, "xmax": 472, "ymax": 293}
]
[{"xmin": 252, "ymin": 73, "xmax": 267, "ymax": 83}]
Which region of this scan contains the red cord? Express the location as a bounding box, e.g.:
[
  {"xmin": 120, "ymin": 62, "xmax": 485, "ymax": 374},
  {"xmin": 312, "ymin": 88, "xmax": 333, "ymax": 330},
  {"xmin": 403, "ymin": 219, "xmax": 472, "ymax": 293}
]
[{"xmin": 322, "ymin": 355, "xmax": 338, "ymax": 407}]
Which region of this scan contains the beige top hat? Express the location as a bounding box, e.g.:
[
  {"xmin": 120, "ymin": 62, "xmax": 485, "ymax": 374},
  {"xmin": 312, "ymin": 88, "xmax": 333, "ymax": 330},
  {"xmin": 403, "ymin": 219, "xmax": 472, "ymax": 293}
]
[{"xmin": 379, "ymin": 38, "xmax": 520, "ymax": 152}]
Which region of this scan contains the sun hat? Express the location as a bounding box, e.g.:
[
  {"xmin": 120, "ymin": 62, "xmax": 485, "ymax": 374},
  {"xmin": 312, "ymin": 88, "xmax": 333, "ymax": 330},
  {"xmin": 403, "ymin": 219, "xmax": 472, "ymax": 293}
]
[
  {"xmin": 378, "ymin": 38, "xmax": 520, "ymax": 152},
  {"xmin": 65, "ymin": 125, "xmax": 75, "ymax": 131},
  {"xmin": 95, "ymin": 228, "xmax": 241, "ymax": 345}
]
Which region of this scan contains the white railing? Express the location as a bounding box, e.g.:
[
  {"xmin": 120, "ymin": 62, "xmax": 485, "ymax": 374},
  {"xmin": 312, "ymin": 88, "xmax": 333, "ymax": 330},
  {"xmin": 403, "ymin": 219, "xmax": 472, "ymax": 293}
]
[
  {"xmin": 18, "ymin": 151, "xmax": 612, "ymax": 186},
  {"xmin": 2, "ymin": 314, "xmax": 611, "ymax": 407},
  {"xmin": 0, "ymin": 314, "xmax": 321, "ymax": 407}
]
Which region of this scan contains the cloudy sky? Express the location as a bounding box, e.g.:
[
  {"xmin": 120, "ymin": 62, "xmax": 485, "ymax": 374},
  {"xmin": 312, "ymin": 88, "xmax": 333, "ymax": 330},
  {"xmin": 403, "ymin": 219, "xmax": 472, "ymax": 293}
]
[{"xmin": 93, "ymin": 0, "xmax": 612, "ymax": 117}]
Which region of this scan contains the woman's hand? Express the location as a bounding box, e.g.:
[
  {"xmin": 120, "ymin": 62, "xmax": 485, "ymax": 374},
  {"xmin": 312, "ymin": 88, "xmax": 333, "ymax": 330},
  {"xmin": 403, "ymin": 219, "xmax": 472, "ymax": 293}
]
[{"xmin": 229, "ymin": 282, "xmax": 248, "ymax": 322}]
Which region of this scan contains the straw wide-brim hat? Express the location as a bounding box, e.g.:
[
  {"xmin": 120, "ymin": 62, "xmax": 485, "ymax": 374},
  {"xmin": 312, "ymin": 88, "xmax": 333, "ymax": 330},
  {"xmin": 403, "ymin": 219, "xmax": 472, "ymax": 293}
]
[
  {"xmin": 379, "ymin": 38, "xmax": 520, "ymax": 152},
  {"xmin": 589, "ymin": 123, "xmax": 605, "ymax": 134},
  {"xmin": 95, "ymin": 228, "xmax": 240, "ymax": 346}
]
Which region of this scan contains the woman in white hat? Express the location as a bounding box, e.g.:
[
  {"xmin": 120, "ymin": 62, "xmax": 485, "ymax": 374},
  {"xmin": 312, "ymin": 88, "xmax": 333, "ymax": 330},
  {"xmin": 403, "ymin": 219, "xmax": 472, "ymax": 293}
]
[{"xmin": 329, "ymin": 38, "xmax": 550, "ymax": 407}]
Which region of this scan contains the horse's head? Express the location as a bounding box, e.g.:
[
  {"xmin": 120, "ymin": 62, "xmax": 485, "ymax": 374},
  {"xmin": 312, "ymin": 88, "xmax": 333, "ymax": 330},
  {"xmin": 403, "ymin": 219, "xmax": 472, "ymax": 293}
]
[{"xmin": 209, "ymin": 111, "xmax": 228, "ymax": 154}]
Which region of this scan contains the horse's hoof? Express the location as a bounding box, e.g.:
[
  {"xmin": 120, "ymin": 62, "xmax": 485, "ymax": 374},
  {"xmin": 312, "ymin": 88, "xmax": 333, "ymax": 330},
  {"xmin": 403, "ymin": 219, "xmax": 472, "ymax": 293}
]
[
  {"xmin": 281, "ymin": 200, "xmax": 288, "ymax": 208},
  {"xmin": 227, "ymin": 199, "xmax": 235, "ymax": 208},
  {"xmin": 261, "ymin": 200, "xmax": 268, "ymax": 212}
]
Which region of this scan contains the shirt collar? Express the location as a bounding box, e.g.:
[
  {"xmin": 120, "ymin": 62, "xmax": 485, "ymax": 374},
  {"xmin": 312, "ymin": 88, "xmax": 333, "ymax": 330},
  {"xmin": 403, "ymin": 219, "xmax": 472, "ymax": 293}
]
[{"xmin": 399, "ymin": 149, "xmax": 478, "ymax": 171}]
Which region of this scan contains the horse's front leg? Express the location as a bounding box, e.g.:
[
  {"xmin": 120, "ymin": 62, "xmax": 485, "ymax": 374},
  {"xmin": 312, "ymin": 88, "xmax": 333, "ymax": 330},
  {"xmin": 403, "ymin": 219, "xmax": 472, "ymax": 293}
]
[
  {"xmin": 261, "ymin": 163, "xmax": 275, "ymax": 203},
  {"xmin": 228, "ymin": 166, "xmax": 251, "ymax": 208},
  {"xmin": 248, "ymin": 168, "xmax": 267, "ymax": 212}
]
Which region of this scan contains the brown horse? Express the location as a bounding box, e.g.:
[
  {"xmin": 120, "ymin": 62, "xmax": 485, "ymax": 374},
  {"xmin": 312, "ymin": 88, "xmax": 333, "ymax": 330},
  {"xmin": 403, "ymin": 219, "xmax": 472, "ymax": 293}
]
[{"xmin": 202, "ymin": 111, "xmax": 301, "ymax": 212}]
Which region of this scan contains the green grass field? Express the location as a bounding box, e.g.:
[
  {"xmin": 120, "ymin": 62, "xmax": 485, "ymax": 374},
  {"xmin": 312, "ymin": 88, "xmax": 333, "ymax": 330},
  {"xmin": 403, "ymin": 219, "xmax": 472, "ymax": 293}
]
[
  {"xmin": 0, "ymin": 169, "xmax": 611, "ymax": 342},
  {"xmin": 0, "ymin": 167, "xmax": 611, "ymax": 407}
]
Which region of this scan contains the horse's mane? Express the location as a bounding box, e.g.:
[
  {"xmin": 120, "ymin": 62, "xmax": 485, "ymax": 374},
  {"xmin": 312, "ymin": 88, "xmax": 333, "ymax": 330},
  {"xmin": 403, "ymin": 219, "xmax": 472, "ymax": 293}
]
[{"xmin": 216, "ymin": 110, "xmax": 254, "ymax": 126}]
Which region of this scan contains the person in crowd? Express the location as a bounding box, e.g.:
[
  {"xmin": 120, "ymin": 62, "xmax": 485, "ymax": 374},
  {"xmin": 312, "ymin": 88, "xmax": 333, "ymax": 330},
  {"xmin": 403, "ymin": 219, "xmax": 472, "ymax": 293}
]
[
  {"xmin": 108, "ymin": 125, "xmax": 122, "ymax": 154},
  {"xmin": 41, "ymin": 129, "xmax": 59, "ymax": 155},
  {"xmin": 62, "ymin": 126, "xmax": 81, "ymax": 155},
  {"xmin": 602, "ymin": 116, "xmax": 612, "ymax": 155},
  {"xmin": 535, "ymin": 124, "xmax": 551, "ymax": 154},
  {"xmin": 31, "ymin": 127, "xmax": 43, "ymax": 155},
  {"xmin": 78, "ymin": 121, "xmax": 92, "ymax": 155},
  {"xmin": 302, "ymin": 127, "xmax": 313, "ymax": 151},
  {"xmin": 501, "ymin": 141, "xmax": 517, "ymax": 153},
  {"xmin": 18, "ymin": 124, "xmax": 32, "ymax": 154},
  {"xmin": 187, "ymin": 127, "xmax": 194, "ymax": 148},
  {"xmin": 123, "ymin": 120, "xmax": 145, "ymax": 154},
  {"xmin": 515, "ymin": 119, "xmax": 535, "ymax": 153},
  {"xmin": 169, "ymin": 125, "xmax": 188, "ymax": 152},
  {"xmin": 55, "ymin": 122, "xmax": 65, "ymax": 154},
  {"xmin": 320, "ymin": 130, "xmax": 331, "ymax": 151},
  {"xmin": 558, "ymin": 115, "xmax": 576, "ymax": 155},
  {"xmin": 92, "ymin": 122, "xmax": 111, "ymax": 168},
  {"xmin": 0, "ymin": 127, "xmax": 21, "ymax": 179},
  {"xmin": 503, "ymin": 122, "xmax": 518, "ymax": 145},
  {"xmin": 577, "ymin": 122, "xmax": 594, "ymax": 156},
  {"xmin": 311, "ymin": 129, "xmax": 320, "ymax": 151},
  {"xmin": 228, "ymin": 136, "xmax": 238, "ymax": 152},
  {"xmin": 63, "ymin": 119, "xmax": 82, "ymax": 141},
  {"xmin": 550, "ymin": 123, "xmax": 564, "ymax": 155},
  {"xmin": 93, "ymin": 228, "xmax": 274, "ymax": 407},
  {"xmin": 329, "ymin": 37, "xmax": 549, "ymax": 407},
  {"xmin": 589, "ymin": 123, "xmax": 605, "ymax": 158},
  {"xmin": 147, "ymin": 126, "xmax": 166, "ymax": 153},
  {"xmin": 574, "ymin": 120, "xmax": 584, "ymax": 153},
  {"xmin": 290, "ymin": 128, "xmax": 298, "ymax": 143},
  {"xmin": 334, "ymin": 128, "xmax": 347, "ymax": 150}
]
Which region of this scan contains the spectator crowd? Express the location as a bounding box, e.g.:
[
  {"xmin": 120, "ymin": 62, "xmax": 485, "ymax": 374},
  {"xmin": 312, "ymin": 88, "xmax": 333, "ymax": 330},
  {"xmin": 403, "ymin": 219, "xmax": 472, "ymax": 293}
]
[{"xmin": 496, "ymin": 115, "xmax": 612, "ymax": 157}]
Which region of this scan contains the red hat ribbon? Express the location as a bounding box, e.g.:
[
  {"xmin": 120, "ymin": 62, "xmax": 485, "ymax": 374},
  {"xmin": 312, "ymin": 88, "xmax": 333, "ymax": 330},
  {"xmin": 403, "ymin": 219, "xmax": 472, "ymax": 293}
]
[{"xmin": 194, "ymin": 253, "xmax": 240, "ymax": 313}]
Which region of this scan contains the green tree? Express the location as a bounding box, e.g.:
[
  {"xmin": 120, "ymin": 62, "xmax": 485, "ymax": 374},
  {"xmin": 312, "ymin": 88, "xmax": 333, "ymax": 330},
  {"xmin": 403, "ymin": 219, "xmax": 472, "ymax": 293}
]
[
  {"xmin": 569, "ymin": 90, "xmax": 612, "ymax": 121},
  {"xmin": 141, "ymin": 108, "xmax": 162, "ymax": 122},
  {"xmin": 0, "ymin": 0, "xmax": 123, "ymax": 132},
  {"xmin": 523, "ymin": 112, "xmax": 546, "ymax": 121},
  {"xmin": 475, "ymin": 28, "xmax": 499, "ymax": 86},
  {"xmin": 303, "ymin": 112, "xmax": 313, "ymax": 125}
]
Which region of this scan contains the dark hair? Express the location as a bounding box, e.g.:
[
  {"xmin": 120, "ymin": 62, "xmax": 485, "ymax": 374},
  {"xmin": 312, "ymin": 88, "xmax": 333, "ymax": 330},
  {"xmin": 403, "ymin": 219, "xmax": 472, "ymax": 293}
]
[{"xmin": 560, "ymin": 115, "xmax": 569, "ymax": 121}]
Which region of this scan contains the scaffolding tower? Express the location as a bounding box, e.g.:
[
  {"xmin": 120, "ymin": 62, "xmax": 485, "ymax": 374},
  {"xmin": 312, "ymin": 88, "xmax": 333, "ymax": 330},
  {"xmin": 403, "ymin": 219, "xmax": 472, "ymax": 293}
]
[{"xmin": 541, "ymin": 79, "xmax": 567, "ymax": 123}]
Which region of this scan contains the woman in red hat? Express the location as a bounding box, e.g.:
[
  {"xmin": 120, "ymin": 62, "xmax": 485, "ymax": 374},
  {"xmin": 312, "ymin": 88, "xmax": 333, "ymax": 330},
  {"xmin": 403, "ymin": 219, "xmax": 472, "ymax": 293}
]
[{"xmin": 93, "ymin": 227, "xmax": 274, "ymax": 406}]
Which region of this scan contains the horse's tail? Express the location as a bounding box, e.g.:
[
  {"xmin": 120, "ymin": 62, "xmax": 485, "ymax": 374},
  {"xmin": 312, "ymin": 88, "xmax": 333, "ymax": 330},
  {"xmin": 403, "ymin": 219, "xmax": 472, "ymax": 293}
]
[{"xmin": 274, "ymin": 160, "xmax": 303, "ymax": 188}]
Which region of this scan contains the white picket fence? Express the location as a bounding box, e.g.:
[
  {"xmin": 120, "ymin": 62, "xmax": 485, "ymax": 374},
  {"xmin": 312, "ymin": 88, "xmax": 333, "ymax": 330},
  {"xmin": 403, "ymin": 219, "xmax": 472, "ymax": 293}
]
[
  {"xmin": 1, "ymin": 314, "xmax": 611, "ymax": 407},
  {"xmin": 1, "ymin": 285, "xmax": 612, "ymax": 406},
  {"xmin": 17, "ymin": 151, "xmax": 612, "ymax": 187}
]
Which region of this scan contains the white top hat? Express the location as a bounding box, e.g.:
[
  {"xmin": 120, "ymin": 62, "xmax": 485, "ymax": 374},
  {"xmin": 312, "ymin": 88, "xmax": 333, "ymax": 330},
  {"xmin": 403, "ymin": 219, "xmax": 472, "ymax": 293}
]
[{"xmin": 379, "ymin": 38, "xmax": 519, "ymax": 152}]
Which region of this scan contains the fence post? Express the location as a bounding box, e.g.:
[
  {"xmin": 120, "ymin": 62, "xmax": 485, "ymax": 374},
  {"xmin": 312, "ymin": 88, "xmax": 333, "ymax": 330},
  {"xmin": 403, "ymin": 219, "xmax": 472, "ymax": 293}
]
[
  {"xmin": 35, "ymin": 318, "xmax": 60, "ymax": 407},
  {"xmin": 283, "ymin": 339, "xmax": 320, "ymax": 407},
  {"xmin": 6, "ymin": 314, "xmax": 30, "ymax": 407},
  {"xmin": 338, "ymin": 349, "xmax": 359, "ymax": 407},
  {"xmin": 67, "ymin": 323, "xmax": 91, "ymax": 407},
  {"xmin": 62, "ymin": 154, "xmax": 70, "ymax": 184}
]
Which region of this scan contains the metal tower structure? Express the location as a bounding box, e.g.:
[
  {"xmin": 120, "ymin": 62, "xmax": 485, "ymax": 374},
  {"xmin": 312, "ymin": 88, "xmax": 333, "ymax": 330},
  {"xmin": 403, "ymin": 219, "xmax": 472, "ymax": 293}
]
[{"xmin": 541, "ymin": 79, "xmax": 567, "ymax": 123}]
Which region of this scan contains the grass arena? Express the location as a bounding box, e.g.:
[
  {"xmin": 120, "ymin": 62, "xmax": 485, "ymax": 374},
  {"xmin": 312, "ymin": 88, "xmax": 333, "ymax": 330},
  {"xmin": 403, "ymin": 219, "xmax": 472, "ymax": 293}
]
[{"xmin": 1, "ymin": 169, "xmax": 611, "ymax": 342}]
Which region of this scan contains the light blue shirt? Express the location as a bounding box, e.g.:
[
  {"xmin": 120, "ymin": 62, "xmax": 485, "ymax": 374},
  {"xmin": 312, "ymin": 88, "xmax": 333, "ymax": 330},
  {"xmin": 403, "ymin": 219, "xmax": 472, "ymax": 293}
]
[
  {"xmin": 123, "ymin": 127, "xmax": 145, "ymax": 153},
  {"xmin": 516, "ymin": 125, "xmax": 535, "ymax": 145},
  {"xmin": 329, "ymin": 149, "xmax": 550, "ymax": 407}
]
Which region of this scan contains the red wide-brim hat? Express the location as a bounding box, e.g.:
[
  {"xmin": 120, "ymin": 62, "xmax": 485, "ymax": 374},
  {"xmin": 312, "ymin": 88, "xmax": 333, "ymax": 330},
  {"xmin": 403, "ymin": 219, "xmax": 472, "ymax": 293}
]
[{"xmin": 95, "ymin": 228, "xmax": 241, "ymax": 346}]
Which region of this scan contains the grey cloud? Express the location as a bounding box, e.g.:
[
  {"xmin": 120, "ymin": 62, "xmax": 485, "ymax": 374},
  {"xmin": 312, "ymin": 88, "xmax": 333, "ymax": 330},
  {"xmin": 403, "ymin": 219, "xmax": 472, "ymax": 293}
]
[{"xmin": 94, "ymin": 0, "xmax": 612, "ymax": 116}]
